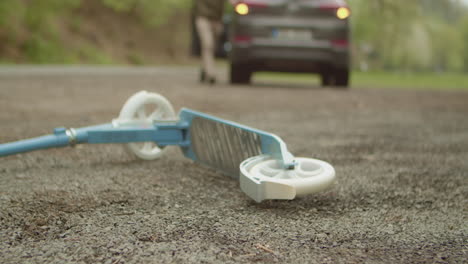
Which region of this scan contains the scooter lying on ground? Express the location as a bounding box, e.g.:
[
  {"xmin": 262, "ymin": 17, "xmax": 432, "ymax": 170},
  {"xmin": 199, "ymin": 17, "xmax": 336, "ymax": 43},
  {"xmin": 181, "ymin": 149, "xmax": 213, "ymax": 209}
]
[{"xmin": 0, "ymin": 91, "xmax": 335, "ymax": 202}]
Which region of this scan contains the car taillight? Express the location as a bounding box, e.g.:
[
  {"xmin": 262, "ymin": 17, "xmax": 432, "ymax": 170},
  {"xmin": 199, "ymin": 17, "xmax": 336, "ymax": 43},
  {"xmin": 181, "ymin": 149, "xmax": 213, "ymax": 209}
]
[
  {"xmin": 233, "ymin": 35, "xmax": 252, "ymax": 44},
  {"xmin": 320, "ymin": 4, "xmax": 351, "ymax": 20},
  {"xmin": 336, "ymin": 7, "xmax": 351, "ymax": 19},
  {"xmin": 235, "ymin": 1, "xmax": 268, "ymax": 15},
  {"xmin": 331, "ymin": 39, "xmax": 349, "ymax": 48},
  {"xmin": 235, "ymin": 3, "xmax": 249, "ymax": 15}
]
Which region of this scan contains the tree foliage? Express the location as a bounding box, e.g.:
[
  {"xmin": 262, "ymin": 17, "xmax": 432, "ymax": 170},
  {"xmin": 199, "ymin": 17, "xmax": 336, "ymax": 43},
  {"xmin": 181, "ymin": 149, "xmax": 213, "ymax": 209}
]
[
  {"xmin": 0, "ymin": 0, "xmax": 190, "ymax": 63},
  {"xmin": 0, "ymin": 0, "xmax": 81, "ymax": 63},
  {"xmin": 460, "ymin": 15, "xmax": 468, "ymax": 72},
  {"xmin": 348, "ymin": 0, "xmax": 467, "ymax": 72},
  {"xmin": 101, "ymin": 0, "xmax": 190, "ymax": 26}
]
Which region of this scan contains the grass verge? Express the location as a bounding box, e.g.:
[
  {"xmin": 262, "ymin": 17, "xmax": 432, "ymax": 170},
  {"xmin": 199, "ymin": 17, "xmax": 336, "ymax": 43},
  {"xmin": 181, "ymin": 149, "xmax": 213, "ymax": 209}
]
[{"xmin": 255, "ymin": 71, "xmax": 468, "ymax": 90}]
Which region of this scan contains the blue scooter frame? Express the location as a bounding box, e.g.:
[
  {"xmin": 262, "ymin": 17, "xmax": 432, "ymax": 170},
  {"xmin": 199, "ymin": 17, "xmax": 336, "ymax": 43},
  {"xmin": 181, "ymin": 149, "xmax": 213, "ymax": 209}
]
[{"xmin": 0, "ymin": 108, "xmax": 295, "ymax": 178}]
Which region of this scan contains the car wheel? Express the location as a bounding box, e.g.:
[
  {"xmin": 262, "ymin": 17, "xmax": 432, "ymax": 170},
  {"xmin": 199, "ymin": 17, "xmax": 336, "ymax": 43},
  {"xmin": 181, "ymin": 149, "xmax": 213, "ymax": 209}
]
[
  {"xmin": 230, "ymin": 63, "xmax": 252, "ymax": 84},
  {"xmin": 320, "ymin": 72, "xmax": 332, "ymax": 87},
  {"xmin": 334, "ymin": 68, "xmax": 350, "ymax": 88}
]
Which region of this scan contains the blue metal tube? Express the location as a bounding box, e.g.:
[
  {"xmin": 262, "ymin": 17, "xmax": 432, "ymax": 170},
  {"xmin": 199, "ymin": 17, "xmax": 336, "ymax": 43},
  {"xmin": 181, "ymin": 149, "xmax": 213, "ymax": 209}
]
[
  {"xmin": 0, "ymin": 123, "xmax": 113, "ymax": 157},
  {"xmin": 0, "ymin": 134, "xmax": 70, "ymax": 157},
  {"xmin": 73, "ymin": 123, "xmax": 115, "ymax": 143},
  {"xmin": 0, "ymin": 122, "xmax": 189, "ymax": 157}
]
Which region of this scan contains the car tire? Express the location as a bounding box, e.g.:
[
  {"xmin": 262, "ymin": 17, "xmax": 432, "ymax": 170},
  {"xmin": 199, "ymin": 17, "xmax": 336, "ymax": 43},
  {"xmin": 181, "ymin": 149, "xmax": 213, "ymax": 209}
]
[
  {"xmin": 320, "ymin": 72, "xmax": 332, "ymax": 87},
  {"xmin": 230, "ymin": 63, "xmax": 252, "ymax": 84},
  {"xmin": 334, "ymin": 68, "xmax": 350, "ymax": 88}
]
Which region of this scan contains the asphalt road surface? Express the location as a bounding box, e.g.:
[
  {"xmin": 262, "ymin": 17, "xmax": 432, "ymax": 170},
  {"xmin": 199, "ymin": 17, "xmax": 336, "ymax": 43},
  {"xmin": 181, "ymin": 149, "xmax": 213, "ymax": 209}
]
[{"xmin": 0, "ymin": 66, "xmax": 466, "ymax": 263}]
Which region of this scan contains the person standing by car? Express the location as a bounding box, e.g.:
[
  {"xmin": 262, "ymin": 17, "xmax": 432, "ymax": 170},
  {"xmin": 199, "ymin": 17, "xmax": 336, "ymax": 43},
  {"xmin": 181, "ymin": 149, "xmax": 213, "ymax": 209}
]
[{"xmin": 194, "ymin": 0, "xmax": 236, "ymax": 85}]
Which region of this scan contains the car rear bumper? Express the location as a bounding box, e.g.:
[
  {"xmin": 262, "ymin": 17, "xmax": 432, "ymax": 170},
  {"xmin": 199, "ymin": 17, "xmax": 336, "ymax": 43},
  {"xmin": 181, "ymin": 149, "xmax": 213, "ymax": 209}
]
[{"xmin": 230, "ymin": 42, "xmax": 349, "ymax": 72}]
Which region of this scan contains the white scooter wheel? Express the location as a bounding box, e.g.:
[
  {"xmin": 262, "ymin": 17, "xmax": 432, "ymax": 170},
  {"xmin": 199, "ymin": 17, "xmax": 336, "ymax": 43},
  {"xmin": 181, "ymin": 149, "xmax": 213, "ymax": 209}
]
[
  {"xmin": 117, "ymin": 91, "xmax": 176, "ymax": 160},
  {"xmin": 240, "ymin": 155, "xmax": 336, "ymax": 202}
]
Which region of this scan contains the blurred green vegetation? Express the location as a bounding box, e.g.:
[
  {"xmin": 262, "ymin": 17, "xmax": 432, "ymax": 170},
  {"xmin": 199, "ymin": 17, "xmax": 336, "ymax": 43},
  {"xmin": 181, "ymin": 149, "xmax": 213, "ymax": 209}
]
[
  {"xmin": 348, "ymin": 0, "xmax": 467, "ymax": 72},
  {"xmin": 101, "ymin": 0, "xmax": 189, "ymax": 26},
  {"xmin": 0, "ymin": 0, "xmax": 81, "ymax": 63},
  {"xmin": 0, "ymin": 0, "xmax": 467, "ymax": 75},
  {"xmin": 0, "ymin": 0, "xmax": 190, "ymax": 64},
  {"xmin": 352, "ymin": 72, "xmax": 468, "ymax": 90}
]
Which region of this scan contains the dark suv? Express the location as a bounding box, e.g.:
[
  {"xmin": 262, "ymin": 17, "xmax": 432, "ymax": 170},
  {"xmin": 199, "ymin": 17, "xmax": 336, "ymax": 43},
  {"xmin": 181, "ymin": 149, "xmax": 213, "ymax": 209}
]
[{"xmin": 229, "ymin": 0, "xmax": 351, "ymax": 87}]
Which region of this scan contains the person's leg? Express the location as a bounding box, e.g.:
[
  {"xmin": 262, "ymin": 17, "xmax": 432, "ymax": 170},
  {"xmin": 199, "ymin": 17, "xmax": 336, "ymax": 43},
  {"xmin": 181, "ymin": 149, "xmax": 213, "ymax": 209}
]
[
  {"xmin": 212, "ymin": 20, "xmax": 223, "ymax": 42},
  {"xmin": 211, "ymin": 20, "xmax": 224, "ymax": 79},
  {"xmin": 195, "ymin": 16, "xmax": 216, "ymax": 83}
]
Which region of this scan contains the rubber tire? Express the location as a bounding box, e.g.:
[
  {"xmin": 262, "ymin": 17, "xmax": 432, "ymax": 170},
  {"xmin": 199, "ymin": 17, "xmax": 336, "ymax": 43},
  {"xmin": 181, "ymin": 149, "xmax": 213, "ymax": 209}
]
[
  {"xmin": 321, "ymin": 72, "xmax": 332, "ymax": 87},
  {"xmin": 230, "ymin": 63, "xmax": 252, "ymax": 84},
  {"xmin": 334, "ymin": 68, "xmax": 350, "ymax": 88},
  {"xmin": 240, "ymin": 155, "xmax": 336, "ymax": 202},
  {"xmin": 118, "ymin": 91, "xmax": 176, "ymax": 160}
]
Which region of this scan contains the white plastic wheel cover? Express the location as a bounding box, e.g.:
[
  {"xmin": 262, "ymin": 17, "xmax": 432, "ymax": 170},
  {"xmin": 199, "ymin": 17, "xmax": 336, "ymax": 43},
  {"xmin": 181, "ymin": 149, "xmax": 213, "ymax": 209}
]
[
  {"xmin": 240, "ymin": 155, "xmax": 335, "ymax": 202},
  {"xmin": 116, "ymin": 91, "xmax": 176, "ymax": 160}
]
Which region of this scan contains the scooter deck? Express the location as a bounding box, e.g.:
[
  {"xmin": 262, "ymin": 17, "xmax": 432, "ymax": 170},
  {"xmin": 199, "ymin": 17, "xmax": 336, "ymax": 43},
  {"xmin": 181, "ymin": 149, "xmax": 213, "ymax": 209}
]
[{"xmin": 179, "ymin": 109, "xmax": 294, "ymax": 178}]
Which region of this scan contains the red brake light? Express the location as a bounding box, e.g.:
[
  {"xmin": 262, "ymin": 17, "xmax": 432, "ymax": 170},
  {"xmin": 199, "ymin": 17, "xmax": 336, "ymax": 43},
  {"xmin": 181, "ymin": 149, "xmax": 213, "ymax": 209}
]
[
  {"xmin": 233, "ymin": 35, "xmax": 252, "ymax": 44},
  {"xmin": 331, "ymin": 39, "xmax": 349, "ymax": 48},
  {"xmin": 242, "ymin": 0, "xmax": 268, "ymax": 8},
  {"xmin": 319, "ymin": 4, "xmax": 341, "ymax": 10}
]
